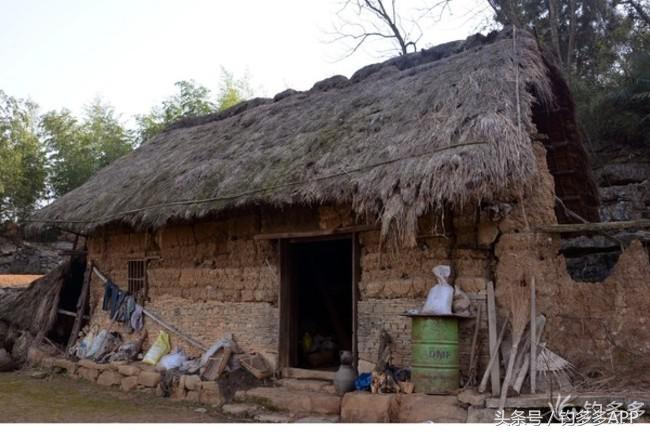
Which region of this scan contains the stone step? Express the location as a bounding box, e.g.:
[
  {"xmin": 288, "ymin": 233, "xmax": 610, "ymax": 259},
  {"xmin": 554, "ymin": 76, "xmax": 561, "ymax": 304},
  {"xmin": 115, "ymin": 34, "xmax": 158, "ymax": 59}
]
[
  {"xmin": 235, "ymin": 386, "xmax": 341, "ymax": 416},
  {"xmin": 281, "ymin": 367, "xmax": 336, "ymax": 381},
  {"xmin": 276, "ymin": 378, "xmax": 336, "ymax": 394}
]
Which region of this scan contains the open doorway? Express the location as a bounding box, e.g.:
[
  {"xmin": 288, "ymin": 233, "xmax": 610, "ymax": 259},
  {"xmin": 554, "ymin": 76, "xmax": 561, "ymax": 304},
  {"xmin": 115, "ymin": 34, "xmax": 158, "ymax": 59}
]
[{"xmin": 280, "ymin": 237, "xmax": 355, "ymax": 370}]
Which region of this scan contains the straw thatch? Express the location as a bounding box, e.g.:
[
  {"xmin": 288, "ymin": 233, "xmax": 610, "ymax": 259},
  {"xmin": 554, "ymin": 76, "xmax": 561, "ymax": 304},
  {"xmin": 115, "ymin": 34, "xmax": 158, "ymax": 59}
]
[
  {"xmin": 31, "ymin": 29, "xmax": 564, "ymax": 244},
  {"xmin": 0, "ymin": 258, "xmax": 75, "ymax": 338}
]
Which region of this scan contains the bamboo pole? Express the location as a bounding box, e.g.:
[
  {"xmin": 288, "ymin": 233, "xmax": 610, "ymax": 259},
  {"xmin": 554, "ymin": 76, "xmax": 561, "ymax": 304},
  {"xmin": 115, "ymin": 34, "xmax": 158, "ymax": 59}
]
[
  {"xmin": 530, "ymin": 276, "xmax": 537, "ymax": 393},
  {"xmin": 479, "ymin": 318, "xmax": 509, "ymax": 393}
]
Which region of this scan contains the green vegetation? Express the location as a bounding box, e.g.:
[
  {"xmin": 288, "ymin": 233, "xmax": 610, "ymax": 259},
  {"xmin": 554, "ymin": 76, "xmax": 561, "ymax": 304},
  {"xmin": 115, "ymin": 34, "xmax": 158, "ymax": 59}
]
[{"xmin": 1, "ymin": 69, "xmax": 252, "ymax": 224}]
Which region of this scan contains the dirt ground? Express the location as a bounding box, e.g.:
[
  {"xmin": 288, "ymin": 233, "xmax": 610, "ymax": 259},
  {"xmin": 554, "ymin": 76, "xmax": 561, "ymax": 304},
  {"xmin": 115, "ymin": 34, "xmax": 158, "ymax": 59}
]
[{"xmin": 0, "ymin": 371, "xmax": 234, "ymax": 423}]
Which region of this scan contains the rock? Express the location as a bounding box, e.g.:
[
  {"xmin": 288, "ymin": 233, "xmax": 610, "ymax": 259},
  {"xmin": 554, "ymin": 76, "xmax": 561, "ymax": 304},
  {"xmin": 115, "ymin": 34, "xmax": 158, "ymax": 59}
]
[
  {"xmin": 137, "ymin": 371, "xmax": 161, "ymax": 387},
  {"xmin": 467, "ymin": 407, "xmax": 498, "ymax": 423},
  {"xmin": 27, "ymin": 347, "xmax": 47, "ymax": 366},
  {"xmin": 186, "ymin": 391, "xmax": 200, "ymax": 402},
  {"xmin": 241, "ymin": 387, "xmax": 341, "ymax": 415},
  {"xmin": 200, "ymin": 381, "xmax": 224, "ymax": 406},
  {"xmin": 117, "ymin": 364, "xmax": 141, "ymax": 376},
  {"xmin": 341, "ymin": 392, "xmax": 397, "ymax": 422},
  {"xmin": 78, "ymin": 359, "xmax": 100, "ymax": 370},
  {"xmin": 0, "ymin": 348, "xmax": 15, "ymax": 372},
  {"xmin": 200, "ymin": 389, "xmax": 225, "ymax": 407},
  {"xmin": 97, "ymin": 370, "xmax": 122, "ymax": 387},
  {"xmin": 183, "ymin": 374, "xmax": 201, "ymax": 391},
  {"xmin": 171, "ymin": 386, "xmax": 187, "ymax": 401},
  {"xmin": 295, "ymin": 415, "xmax": 340, "ymax": 423},
  {"xmin": 121, "ymin": 376, "xmax": 139, "ymax": 392},
  {"xmin": 457, "ymin": 388, "xmax": 487, "ymax": 407},
  {"xmin": 52, "ymin": 358, "xmax": 77, "ymax": 373},
  {"xmin": 40, "ymin": 357, "xmax": 56, "ymax": 369},
  {"xmin": 30, "ymin": 369, "xmax": 49, "ymax": 379},
  {"xmin": 397, "ymin": 394, "xmax": 467, "ymax": 423},
  {"xmin": 78, "ymin": 367, "xmax": 99, "ymax": 382},
  {"xmin": 478, "ymin": 221, "xmax": 500, "ymax": 246},
  {"xmin": 194, "ymin": 408, "xmax": 207, "ymax": 414},
  {"xmin": 221, "ymin": 403, "xmax": 261, "ymax": 418},
  {"xmin": 254, "ymin": 413, "xmax": 293, "ymax": 423}
]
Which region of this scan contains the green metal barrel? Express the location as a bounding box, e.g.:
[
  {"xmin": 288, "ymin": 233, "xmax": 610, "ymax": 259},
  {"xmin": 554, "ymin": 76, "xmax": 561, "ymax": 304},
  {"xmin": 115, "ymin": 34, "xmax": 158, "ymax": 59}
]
[{"xmin": 410, "ymin": 315, "xmax": 459, "ymax": 394}]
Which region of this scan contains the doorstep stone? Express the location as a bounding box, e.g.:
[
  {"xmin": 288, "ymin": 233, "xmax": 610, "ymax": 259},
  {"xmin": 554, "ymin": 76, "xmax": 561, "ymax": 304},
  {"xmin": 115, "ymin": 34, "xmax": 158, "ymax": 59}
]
[
  {"xmin": 221, "ymin": 403, "xmax": 262, "ymax": 418},
  {"xmin": 340, "ymin": 392, "xmax": 398, "ymax": 422},
  {"xmin": 117, "ymin": 364, "xmax": 141, "ymax": 376},
  {"xmin": 121, "ymin": 376, "xmax": 139, "ymax": 392},
  {"xmin": 467, "ymin": 407, "xmax": 498, "ymax": 423},
  {"xmin": 457, "ymin": 388, "xmax": 488, "ymax": 407},
  {"xmin": 137, "ymin": 371, "xmax": 161, "ymax": 387},
  {"xmin": 97, "ymin": 370, "xmax": 122, "ymax": 387},
  {"xmin": 77, "ymin": 366, "xmax": 99, "ymax": 382},
  {"xmin": 397, "ymin": 394, "xmax": 468, "ymax": 423}
]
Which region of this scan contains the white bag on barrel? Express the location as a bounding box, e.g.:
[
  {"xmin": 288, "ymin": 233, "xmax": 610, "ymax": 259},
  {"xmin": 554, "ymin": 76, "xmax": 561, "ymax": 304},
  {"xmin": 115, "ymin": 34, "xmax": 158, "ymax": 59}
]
[{"xmin": 421, "ymin": 265, "xmax": 454, "ymax": 315}]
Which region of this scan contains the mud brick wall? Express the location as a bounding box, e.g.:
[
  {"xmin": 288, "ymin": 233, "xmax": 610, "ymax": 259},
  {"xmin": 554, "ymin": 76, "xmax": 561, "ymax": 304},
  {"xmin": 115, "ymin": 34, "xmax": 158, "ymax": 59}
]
[
  {"xmin": 357, "ymin": 216, "xmax": 493, "ymax": 379},
  {"xmin": 494, "ymin": 142, "xmax": 650, "ymax": 376}
]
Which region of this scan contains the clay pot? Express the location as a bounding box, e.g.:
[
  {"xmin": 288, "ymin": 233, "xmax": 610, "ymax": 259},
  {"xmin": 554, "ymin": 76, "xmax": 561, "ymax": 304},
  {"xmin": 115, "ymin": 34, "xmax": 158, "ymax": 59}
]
[{"xmin": 334, "ymin": 350, "xmax": 357, "ymax": 395}]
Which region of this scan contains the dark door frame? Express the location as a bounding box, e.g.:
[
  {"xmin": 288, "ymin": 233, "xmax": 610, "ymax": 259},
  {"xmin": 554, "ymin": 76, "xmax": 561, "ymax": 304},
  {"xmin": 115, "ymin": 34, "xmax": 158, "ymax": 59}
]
[{"xmin": 278, "ymin": 233, "xmax": 360, "ymax": 369}]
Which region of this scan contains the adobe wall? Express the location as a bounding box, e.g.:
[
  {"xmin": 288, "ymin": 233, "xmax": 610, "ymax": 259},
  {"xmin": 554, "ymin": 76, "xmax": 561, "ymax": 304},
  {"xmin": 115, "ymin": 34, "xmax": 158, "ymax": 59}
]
[
  {"xmin": 86, "ymin": 202, "xmax": 494, "ymax": 378},
  {"xmin": 494, "ymin": 142, "xmax": 650, "ymax": 377}
]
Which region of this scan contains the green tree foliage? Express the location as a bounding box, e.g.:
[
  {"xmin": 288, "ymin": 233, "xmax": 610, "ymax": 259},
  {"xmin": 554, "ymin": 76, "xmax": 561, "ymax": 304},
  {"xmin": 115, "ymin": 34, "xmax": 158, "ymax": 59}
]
[
  {"xmin": 135, "ymin": 80, "xmax": 216, "ymax": 144},
  {"xmin": 216, "ymin": 68, "xmax": 253, "ymax": 111},
  {"xmin": 135, "ymin": 71, "xmax": 252, "ymax": 144},
  {"xmin": 0, "ymin": 91, "xmax": 47, "ymax": 222},
  {"xmin": 487, "ymin": 0, "xmax": 649, "ymax": 148},
  {"xmin": 42, "ymin": 99, "xmax": 134, "ymax": 198}
]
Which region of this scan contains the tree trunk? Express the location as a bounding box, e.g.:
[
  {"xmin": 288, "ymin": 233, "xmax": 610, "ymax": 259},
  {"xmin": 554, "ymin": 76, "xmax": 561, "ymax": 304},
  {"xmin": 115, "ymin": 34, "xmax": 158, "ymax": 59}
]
[
  {"xmin": 566, "ymin": 0, "xmax": 577, "ymax": 75},
  {"xmin": 547, "ymin": 0, "xmax": 563, "ymax": 67}
]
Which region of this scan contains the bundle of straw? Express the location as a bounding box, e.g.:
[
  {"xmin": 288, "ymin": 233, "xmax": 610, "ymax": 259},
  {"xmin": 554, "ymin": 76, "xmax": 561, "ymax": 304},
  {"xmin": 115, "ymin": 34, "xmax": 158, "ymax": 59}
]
[{"xmin": 499, "ymin": 277, "xmax": 531, "ymax": 409}]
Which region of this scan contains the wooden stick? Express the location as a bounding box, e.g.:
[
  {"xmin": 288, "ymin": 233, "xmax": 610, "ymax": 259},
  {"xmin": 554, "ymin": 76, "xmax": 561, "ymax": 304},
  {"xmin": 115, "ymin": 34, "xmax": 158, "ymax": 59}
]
[
  {"xmin": 92, "ymin": 265, "xmax": 208, "ymax": 352},
  {"xmin": 536, "ymin": 219, "xmax": 650, "ymax": 233},
  {"xmin": 478, "ymin": 317, "xmax": 509, "ymax": 393},
  {"xmin": 465, "ymin": 305, "xmax": 482, "ymax": 387},
  {"xmin": 486, "ymin": 282, "xmax": 501, "ymax": 396},
  {"xmin": 530, "ymin": 276, "xmax": 537, "ymax": 393},
  {"xmin": 513, "ymin": 316, "xmax": 545, "ymax": 393},
  {"xmin": 66, "ymin": 260, "xmax": 93, "ymax": 354}
]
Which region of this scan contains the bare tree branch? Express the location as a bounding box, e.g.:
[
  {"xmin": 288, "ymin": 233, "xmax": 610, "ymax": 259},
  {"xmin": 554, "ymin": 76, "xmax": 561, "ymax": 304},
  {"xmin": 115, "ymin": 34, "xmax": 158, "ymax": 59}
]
[{"xmin": 328, "ymin": 0, "xmax": 452, "ymax": 58}]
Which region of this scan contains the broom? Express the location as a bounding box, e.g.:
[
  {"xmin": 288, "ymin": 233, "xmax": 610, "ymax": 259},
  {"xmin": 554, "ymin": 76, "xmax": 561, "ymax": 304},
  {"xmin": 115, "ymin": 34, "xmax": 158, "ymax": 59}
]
[{"xmin": 498, "ymin": 276, "xmax": 531, "ymax": 410}]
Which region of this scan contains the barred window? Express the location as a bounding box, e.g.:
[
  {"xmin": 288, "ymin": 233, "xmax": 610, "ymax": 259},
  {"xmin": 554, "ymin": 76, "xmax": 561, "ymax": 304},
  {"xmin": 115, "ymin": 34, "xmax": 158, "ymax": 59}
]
[{"xmin": 127, "ymin": 259, "xmax": 146, "ymax": 304}]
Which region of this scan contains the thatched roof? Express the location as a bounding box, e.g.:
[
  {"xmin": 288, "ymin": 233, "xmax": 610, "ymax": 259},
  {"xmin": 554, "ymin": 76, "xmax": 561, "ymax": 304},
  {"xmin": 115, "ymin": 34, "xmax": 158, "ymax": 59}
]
[
  {"xmin": 0, "ymin": 258, "xmax": 75, "ymax": 337},
  {"xmin": 30, "ymin": 29, "xmax": 590, "ymax": 244}
]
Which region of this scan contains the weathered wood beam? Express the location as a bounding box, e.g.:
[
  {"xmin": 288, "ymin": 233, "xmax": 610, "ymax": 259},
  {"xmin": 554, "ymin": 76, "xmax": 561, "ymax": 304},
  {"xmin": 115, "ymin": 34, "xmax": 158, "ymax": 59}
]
[
  {"xmin": 253, "ymin": 224, "xmax": 376, "ymax": 240},
  {"xmin": 66, "ymin": 260, "xmax": 93, "ymax": 353},
  {"xmin": 537, "ymin": 219, "xmax": 650, "ymax": 233}
]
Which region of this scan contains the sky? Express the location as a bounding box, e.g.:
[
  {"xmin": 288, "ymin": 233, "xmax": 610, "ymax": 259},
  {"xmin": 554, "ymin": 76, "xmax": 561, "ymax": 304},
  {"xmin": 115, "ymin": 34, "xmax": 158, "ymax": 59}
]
[{"xmin": 0, "ymin": 0, "xmax": 495, "ymax": 123}]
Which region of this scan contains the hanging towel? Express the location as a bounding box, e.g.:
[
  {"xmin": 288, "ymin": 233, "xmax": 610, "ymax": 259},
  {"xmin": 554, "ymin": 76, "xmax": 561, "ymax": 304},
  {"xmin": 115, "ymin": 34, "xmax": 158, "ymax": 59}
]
[{"xmin": 130, "ymin": 303, "xmax": 144, "ymax": 332}]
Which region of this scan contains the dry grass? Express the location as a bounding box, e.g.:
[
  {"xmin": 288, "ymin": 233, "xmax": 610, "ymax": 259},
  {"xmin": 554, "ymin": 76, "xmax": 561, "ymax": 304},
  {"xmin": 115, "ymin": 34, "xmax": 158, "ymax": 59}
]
[{"xmin": 30, "ymin": 29, "xmax": 556, "ymax": 245}]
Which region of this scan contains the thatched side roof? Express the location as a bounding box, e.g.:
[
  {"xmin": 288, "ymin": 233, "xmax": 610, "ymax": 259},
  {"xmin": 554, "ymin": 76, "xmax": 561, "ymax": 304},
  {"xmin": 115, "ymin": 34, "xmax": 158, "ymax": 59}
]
[
  {"xmin": 31, "ymin": 29, "xmax": 572, "ymax": 244},
  {"xmin": 0, "ymin": 258, "xmax": 74, "ymax": 336}
]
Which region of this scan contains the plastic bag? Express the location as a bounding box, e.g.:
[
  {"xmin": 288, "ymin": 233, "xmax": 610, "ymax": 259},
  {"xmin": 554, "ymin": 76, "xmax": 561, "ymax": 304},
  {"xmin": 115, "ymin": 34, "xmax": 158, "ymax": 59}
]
[
  {"xmin": 421, "ymin": 265, "xmax": 454, "ymax": 315},
  {"xmin": 355, "ymin": 372, "xmax": 372, "ymax": 391},
  {"xmin": 76, "ymin": 329, "xmax": 96, "ymax": 359},
  {"xmin": 157, "ymin": 349, "xmax": 187, "ymax": 370},
  {"xmin": 142, "ymin": 331, "xmax": 171, "ymax": 365},
  {"xmin": 85, "ymin": 330, "xmax": 107, "ymax": 359}
]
